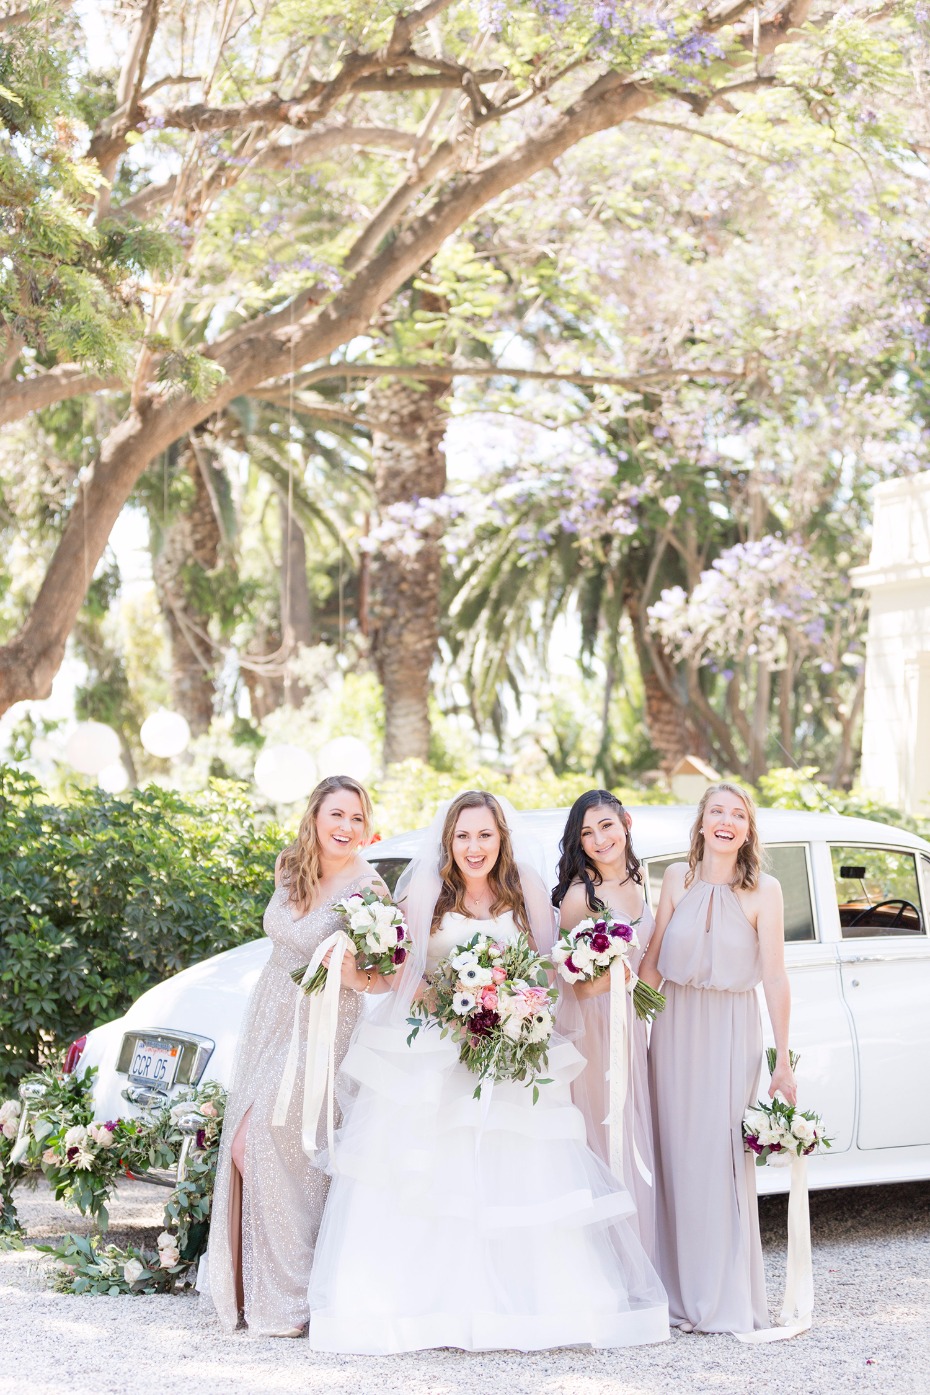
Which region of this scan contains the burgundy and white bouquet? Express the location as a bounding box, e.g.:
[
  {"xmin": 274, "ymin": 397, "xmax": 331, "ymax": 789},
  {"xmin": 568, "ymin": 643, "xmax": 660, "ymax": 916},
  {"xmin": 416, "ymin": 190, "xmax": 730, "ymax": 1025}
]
[
  {"xmin": 551, "ymin": 906, "xmax": 666, "ymax": 1023},
  {"xmin": 291, "ymin": 887, "xmax": 411, "ymax": 995},
  {"xmin": 743, "ymin": 1049, "xmax": 832, "ymax": 1167},
  {"xmin": 407, "ymin": 931, "xmax": 559, "ymax": 1100}
]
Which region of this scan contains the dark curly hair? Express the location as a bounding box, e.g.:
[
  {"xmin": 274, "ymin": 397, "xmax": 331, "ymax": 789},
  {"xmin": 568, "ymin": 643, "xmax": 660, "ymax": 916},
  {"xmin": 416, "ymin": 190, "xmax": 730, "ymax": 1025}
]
[{"xmin": 551, "ymin": 789, "xmax": 642, "ymax": 910}]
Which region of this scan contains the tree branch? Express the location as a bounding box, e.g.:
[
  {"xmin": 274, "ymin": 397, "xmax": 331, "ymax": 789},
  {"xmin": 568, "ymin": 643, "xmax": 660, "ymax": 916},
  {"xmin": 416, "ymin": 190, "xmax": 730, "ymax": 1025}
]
[
  {"xmin": 0, "ymin": 366, "xmax": 122, "ymax": 428},
  {"xmin": 0, "ymin": 2, "xmax": 823, "ymax": 712},
  {"xmin": 256, "ymin": 361, "xmax": 745, "ymax": 393},
  {"xmin": 116, "ymin": 124, "xmax": 419, "ymax": 220}
]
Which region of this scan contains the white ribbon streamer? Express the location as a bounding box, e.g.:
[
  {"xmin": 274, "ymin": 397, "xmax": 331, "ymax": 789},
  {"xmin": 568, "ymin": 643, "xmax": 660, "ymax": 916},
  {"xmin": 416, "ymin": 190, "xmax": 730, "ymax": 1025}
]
[
  {"xmin": 733, "ymin": 1154, "xmax": 813, "ymax": 1342},
  {"xmin": 606, "ymin": 960, "xmax": 652, "ymax": 1187},
  {"xmin": 607, "ymin": 955, "xmax": 628, "ymax": 1181},
  {"xmin": 272, "ymin": 929, "xmax": 351, "ymax": 1161}
]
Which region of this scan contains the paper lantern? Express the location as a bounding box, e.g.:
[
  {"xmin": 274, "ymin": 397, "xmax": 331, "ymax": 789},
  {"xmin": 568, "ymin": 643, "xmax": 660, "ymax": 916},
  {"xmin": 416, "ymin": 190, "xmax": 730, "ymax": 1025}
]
[
  {"xmin": 98, "ymin": 761, "xmax": 131, "ymax": 794},
  {"xmin": 254, "ymin": 744, "xmax": 317, "ymax": 804},
  {"xmin": 317, "ymin": 736, "xmax": 373, "ymax": 782},
  {"xmin": 64, "ymin": 721, "xmax": 121, "ymax": 776},
  {"xmin": 140, "ymin": 710, "xmax": 191, "ymax": 760}
]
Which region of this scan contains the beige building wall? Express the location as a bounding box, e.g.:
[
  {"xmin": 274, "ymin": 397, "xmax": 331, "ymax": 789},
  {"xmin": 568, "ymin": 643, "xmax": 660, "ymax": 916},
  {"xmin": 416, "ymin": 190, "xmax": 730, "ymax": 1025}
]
[{"xmin": 852, "ymin": 472, "xmax": 930, "ymax": 816}]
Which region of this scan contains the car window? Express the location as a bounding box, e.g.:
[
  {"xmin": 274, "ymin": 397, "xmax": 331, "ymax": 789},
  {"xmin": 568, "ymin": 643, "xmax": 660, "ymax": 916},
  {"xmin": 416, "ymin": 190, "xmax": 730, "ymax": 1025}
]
[
  {"xmin": 367, "ymin": 856, "xmax": 410, "ymax": 894},
  {"xmin": 766, "ymin": 845, "xmax": 816, "ymax": 942},
  {"xmin": 645, "ymin": 845, "xmax": 816, "ymax": 942},
  {"xmin": 644, "ymin": 854, "xmax": 684, "ymax": 911},
  {"xmin": 831, "ymin": 846, "xmax": 925, "ymax": 938}
]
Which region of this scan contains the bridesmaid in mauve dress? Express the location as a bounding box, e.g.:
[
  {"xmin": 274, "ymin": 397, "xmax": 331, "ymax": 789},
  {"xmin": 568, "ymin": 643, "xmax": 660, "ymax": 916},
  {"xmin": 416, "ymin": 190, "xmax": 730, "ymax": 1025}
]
[
  {"xmin": 207, "ymin": 775, "xmax": 386, "ymax": 1337},
  {"xmin": 552, "ymin": 790, "xmax": 657, "ymax": 1260},
  {"xmin": 639, "ymin": 782, "xmax": 797, "ymax": 1335}
]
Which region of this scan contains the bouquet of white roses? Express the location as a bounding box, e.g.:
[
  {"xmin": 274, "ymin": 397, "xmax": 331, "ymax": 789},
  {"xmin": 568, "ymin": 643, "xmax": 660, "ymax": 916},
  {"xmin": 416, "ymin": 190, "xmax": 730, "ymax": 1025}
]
[
  {"xmin": 551, "ymin": 906, "xmax": 666, "ymax": 1023},
  {"xmin": 291, "ymin": 887, "xmax": 411, "ymax": 995},
  {"xmin": 743, "ymin": 1049, "xmax": 832, "ymax": 1167},
  {"xmin": 407, "ymin": 931, "xmax": 559, "ymax": 1100}
]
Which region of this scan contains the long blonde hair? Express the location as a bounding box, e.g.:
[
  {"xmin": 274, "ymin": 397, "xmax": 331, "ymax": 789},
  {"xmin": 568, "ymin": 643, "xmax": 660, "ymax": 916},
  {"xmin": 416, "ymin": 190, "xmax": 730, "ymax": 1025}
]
[
  {"xmin": 686, "ymin": 781, "xmax": 761, "ymax": 891},
  {"xmin": 431, "ymin": 791, "xmax": 530, "ymax": 936},
  {"xmin": 278, "ymin": 776, "xmax": 373, "ymax": 910}
]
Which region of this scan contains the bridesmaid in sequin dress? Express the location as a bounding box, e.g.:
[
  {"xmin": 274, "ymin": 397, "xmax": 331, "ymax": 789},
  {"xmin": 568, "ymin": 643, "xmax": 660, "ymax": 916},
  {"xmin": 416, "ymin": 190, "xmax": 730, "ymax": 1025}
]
[
  {"xmin": 208, "ymin": 776, "xmax": 387, "ymax": 1337},
  {"xmin": 639, "ymin": 782, "xmax": 797, "ymax": 1335},
  {"xmin": 551, "ymin": 790, "xmax": 658, "ymax": 1261}
]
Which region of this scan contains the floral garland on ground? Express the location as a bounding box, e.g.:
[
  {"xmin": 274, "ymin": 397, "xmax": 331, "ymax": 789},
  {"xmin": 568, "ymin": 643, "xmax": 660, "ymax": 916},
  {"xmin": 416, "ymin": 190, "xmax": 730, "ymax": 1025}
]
[{"xmin": 0, "ymin": 1065, "xmax": 226, "ymax": 1294}]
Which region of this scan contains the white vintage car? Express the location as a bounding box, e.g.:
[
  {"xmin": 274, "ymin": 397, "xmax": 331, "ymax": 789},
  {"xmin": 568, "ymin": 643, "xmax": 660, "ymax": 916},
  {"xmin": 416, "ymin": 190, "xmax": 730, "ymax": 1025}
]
[{"xmin": 70, "ymin": 805, "xmax": 930, "ymax": 1195}]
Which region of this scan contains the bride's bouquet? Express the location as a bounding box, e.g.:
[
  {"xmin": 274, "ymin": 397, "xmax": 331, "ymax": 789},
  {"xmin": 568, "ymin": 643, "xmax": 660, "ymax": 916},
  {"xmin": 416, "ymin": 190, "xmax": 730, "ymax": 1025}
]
[
  {"xmin": 551, "ymin": 906, "xmax": 666, "ymax": 1023},
  {"xmin": 743, "ymin": 1050, "xmax": 832, "ymax": 1167},
  {"xmin": 407, "ymin": 931, "xmax": 559, "ymax": 1100},
  {"xmin": 291, "ymin": 888, "xmax": 412, "ymax": 995}
]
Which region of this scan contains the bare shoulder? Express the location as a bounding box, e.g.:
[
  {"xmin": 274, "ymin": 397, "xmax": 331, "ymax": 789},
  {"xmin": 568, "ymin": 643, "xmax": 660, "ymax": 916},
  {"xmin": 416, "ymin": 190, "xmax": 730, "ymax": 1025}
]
[
  {"xmin": 662, "ymin": 861, "xmax": 689, "ymax": 893},
  {"xmin": 755, "ymin": 871, "xmax": 783, "ymax": 900},
  {"xmin": 274, "ymin": 849, "xmax": 286, "ymax": 887},
  {"xmin": 559, "ymin": 880, "xmax": 592, "ymax": 925}
]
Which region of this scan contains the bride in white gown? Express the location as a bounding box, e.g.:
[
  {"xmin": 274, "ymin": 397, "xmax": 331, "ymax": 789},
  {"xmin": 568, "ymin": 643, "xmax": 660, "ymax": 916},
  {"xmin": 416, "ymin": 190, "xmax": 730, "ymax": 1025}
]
[{"xmin": 306, "ymin": 791, "xmax": 669, "ymax": 1354}]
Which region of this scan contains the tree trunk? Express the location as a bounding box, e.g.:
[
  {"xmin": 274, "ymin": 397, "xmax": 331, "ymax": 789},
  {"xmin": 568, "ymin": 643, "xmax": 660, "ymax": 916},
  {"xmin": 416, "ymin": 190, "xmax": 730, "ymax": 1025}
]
[
  {"xmin": 368, "ymin": 376, "xmax": 449, "ymax": 764},
  {"xmin": 623, "ymin": 580, "xmax": 719, "ymax": 772},
  {"xmin": 277, "ymin": 488, "xmax": 314, "ymax": 707},
  {"xmin": 749, "ymin": 663, "xmax": 772, "ymax": 782},
  {"xmin": 151, "ymin": 437, "xmax": 223, "ymax": 734}
]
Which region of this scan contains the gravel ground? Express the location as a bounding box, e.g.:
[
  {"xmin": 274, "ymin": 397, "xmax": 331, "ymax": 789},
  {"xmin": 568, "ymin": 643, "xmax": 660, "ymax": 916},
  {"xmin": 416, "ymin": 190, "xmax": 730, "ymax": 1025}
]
[{"xmin": 2, "ymin": 1177, "xmax": 929, "ymax": 1395}]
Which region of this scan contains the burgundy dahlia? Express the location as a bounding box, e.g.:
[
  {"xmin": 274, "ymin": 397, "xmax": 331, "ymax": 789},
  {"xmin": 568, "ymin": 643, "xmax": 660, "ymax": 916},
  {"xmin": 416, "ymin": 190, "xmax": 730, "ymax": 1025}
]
[
  {"xmin": 591, "ymin": 931, "xmax": 611, "ymax": 953},
  {"xmin": 610, "ymin": 923, "xmax": 633, "ymax": 942},
  {"xmin": 468, "ymin": 1008, "xmax": 500, "ymax": 1040}
]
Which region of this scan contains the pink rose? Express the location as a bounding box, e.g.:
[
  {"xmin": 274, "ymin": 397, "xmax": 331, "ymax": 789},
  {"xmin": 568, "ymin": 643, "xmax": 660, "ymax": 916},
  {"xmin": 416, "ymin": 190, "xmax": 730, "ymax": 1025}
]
[
  {"xmin": 480, "ymin": 988, "xmax": 499, "ymax": 1010},
  {"xmin": 491, "ymin": 967, "xmax": 506, "ymax": 984},
  {"xmin": 42, "ymin": 1147, "xmax": 59, "ymax": 1165},
  {"xmin": 200, "ymin": 1102, "xmax": 217, "ymax": 1118}
]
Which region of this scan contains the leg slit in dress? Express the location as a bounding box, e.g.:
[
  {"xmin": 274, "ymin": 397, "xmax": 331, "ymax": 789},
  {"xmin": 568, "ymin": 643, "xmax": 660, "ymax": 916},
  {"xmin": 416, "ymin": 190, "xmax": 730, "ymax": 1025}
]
[{"xmin": 229, "ymin": 1109, "xmax": 251, "ymax": 1313}]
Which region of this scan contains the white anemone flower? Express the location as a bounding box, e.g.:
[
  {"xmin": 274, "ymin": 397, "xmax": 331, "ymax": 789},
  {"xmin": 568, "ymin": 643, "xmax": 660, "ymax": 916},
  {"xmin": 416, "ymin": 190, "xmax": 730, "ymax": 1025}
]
[{"xmin": 452, "ymin": 991, "xmax": 477, "ymax": 1015}]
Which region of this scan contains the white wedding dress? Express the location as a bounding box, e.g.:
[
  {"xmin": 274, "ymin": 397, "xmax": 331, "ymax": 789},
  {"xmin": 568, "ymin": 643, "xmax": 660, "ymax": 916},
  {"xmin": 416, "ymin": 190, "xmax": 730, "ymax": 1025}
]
[{"xmin": 306, "ymin": 910, "xmax": 669, "ymax": 1353}]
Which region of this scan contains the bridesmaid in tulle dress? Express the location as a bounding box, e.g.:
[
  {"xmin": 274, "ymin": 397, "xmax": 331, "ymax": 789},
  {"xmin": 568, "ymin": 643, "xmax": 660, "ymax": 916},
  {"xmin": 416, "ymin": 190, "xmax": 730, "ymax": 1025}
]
[
  {"xmin": 639, "ymin": 782, "xmax": 796, "ymax": 1335},
  {"xmin": 552, "ymin": 790, "xmax": 657, "ymax": 1261},
  {"xmin": 207, "ymin": 775, "xmax": 386, "ymax": 1337}
]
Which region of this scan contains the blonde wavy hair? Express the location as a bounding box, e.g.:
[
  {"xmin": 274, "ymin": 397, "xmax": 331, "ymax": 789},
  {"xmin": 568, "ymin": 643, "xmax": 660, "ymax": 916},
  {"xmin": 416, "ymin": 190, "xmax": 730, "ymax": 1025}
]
[
  {"xmin": 431, "ymin": 791, "xmax": 530, "ymax": 936},
  {"xmin": 685, "ymin": 781, "xmax": 762, "ymax": 891},
  {"xmin": 278, "ymin": 776, "xmax": 373, "ymax": 911}
]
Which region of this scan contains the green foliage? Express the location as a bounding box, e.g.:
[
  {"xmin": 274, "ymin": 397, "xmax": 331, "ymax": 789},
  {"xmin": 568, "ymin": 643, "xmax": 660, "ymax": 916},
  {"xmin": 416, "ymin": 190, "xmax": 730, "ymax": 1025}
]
[
  {"xmin": 0, "ymin": 11, "xmax": 180, "ymax": 375},
  {"xmin": 18, "ymin": 1073, "xmax": 229, "ymax": 1289},
  {"xmin": 368, "ymin": 757, "xmax": 675, "ymax": 841},
  {"xmin": 0, "ymin": 768, "xmax": 282, "ymax": 1092},
  {"xmin": 754, "ymin": 767, "xmax": 929, "ymax": 840}
]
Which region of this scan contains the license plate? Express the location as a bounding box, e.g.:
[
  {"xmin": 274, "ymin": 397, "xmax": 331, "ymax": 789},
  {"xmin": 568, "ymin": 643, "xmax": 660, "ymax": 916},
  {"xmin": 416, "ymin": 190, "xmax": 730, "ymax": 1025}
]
[{"xmin": 128, "ymin": 1039, "xmax": 180, "ymax": 1089}]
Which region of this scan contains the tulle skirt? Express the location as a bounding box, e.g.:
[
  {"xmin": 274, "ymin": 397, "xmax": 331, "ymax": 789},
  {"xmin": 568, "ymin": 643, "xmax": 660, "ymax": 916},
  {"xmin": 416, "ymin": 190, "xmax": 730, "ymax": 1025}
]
[{"xmin": 306, "ymin": 1016, "xmax": 669, "ymax": 1353}]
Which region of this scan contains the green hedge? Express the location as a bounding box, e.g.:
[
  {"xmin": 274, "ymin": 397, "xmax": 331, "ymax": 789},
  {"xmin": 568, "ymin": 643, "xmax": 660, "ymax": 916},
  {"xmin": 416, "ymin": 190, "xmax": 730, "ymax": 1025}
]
[{"xmin": 0, "ymin": 768, "xmax": 282, "ymax": 1093}]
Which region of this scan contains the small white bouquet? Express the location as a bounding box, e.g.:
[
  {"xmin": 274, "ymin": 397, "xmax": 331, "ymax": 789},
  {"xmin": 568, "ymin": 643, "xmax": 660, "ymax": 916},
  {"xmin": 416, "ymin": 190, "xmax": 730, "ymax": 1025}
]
[
  {"xmin": 743, "ymin": 1050, "xmax": 832, "ymax": 1167},
  {"xmin": 551, "ymin": 905, "xmax": 666, "ymax": 1023},
  {"xmin": 291, "ymin": 888, "xmax": 411, "ymax": 995}
]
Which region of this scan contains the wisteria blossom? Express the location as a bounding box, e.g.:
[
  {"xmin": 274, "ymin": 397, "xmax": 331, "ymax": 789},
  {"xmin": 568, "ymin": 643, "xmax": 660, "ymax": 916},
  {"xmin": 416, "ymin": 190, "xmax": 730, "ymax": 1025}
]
[
  {"xmin": 647, "ymin": 537, "xmax": 832, "ymax": 669},
  {"xmin": 360, "ymin": 494, "xmax": 464, "ymax": 565}
]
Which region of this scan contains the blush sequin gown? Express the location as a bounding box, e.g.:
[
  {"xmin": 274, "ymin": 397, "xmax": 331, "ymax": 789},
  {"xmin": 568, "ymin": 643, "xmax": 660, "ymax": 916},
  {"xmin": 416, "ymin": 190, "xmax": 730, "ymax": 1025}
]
[{"xmin": 207, "ymin": 880, "xmax": 365, "ymax": 1335}]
